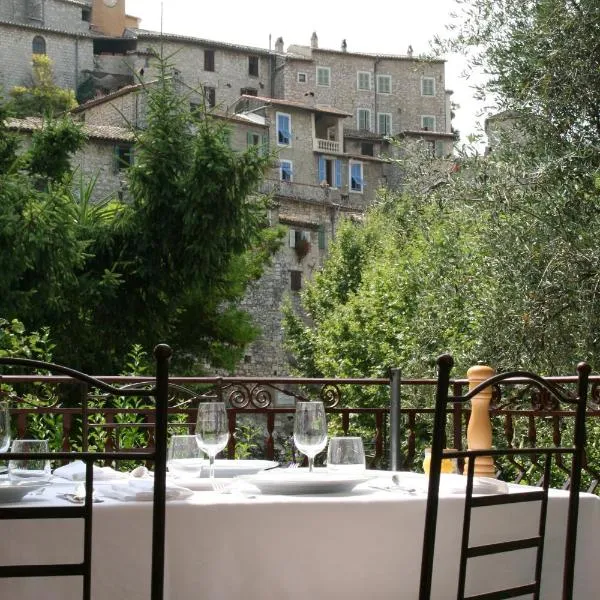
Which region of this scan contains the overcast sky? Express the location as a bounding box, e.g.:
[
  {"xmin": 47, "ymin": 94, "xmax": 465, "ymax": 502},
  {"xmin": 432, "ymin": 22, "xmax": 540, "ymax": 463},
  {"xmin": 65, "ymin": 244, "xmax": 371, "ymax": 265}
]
[{"xmin": 126, "ymin": 0, "xmax": 488, "ymax": 147}]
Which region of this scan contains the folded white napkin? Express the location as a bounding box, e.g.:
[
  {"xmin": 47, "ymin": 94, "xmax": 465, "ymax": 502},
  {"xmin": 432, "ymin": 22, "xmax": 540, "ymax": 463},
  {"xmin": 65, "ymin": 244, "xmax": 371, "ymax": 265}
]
[
  {"xmin": 439, "ymin": 474, "xmax": 509, "ymax": 495},
  {"xmin": 100, "ymin": 479, "xmax": 194, "ymax": 502},
  {"xmin": 53, "ymin": 460, "xmax": 129, "ymax": 481}
]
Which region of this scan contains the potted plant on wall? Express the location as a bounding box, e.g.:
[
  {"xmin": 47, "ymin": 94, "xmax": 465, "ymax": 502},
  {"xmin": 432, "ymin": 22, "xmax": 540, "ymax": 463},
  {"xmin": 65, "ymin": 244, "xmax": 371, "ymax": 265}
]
[{"xmin": 294, "ymin": 237, "xmax": 310, "ymax": 261}]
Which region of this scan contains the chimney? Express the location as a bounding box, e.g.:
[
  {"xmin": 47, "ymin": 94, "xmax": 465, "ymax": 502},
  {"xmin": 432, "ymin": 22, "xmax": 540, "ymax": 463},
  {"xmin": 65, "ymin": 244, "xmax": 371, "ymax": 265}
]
[
  {"xmin": 341, "ymin": 39, "xmax": 347, "ymax": 52},
  {"xmin": 275, "ymin": 37, "xmax": 284, "ymax": 53},
  {"xmin": 311, "ymin": 31, "xmax": 318, "ymax": 49}
]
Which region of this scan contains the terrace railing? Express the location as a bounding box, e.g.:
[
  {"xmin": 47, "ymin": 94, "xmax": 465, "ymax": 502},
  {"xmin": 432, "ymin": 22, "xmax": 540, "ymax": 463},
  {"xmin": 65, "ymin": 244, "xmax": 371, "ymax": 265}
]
[{"xmin": 1, "ymin": 369, "xmax": 599, "ymax": 492}]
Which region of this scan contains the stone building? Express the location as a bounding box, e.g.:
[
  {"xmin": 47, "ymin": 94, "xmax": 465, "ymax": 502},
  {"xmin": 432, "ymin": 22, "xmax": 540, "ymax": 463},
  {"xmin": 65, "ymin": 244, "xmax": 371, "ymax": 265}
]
[{"xmin": 0, "ymin": 0, "xmax": 456, "ymax": 376}]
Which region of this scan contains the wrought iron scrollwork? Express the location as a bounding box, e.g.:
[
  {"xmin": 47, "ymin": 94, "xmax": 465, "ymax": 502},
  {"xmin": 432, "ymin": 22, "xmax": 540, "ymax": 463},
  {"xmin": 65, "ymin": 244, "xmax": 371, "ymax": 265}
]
[{"xmin": 319, "ymin": 384, "xmax": 340, "ymax": 408}]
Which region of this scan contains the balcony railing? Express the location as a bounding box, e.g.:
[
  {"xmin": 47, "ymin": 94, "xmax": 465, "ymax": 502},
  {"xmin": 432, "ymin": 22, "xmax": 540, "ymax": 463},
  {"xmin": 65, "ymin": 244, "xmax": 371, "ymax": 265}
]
[
  {"xmin": 1, "ymin": 372, "xmax": 599, "ymax": 492},
  {"xmin": 313, "ymin": 138, "xmax": 341, "ymax": 153}
]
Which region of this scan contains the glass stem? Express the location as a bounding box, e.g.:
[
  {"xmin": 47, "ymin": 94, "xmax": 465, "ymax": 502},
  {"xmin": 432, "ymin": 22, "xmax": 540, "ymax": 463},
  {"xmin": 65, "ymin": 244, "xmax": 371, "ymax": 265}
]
[
  {"xmin": 209, "ymin": 455, "xmax": 215, "ymax": 479},
  {"xmin": 308, "ymin": 456, "xmax": 314, "ymax": 472}
]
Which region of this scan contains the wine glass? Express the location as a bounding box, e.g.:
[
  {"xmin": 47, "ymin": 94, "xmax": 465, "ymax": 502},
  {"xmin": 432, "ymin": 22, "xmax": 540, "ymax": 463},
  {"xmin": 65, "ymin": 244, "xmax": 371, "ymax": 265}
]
[
  {"xmin": 293, "ymin": 401, "xmax": 328, "ymax": 472},
  {"xmin": 195, "ymin": 402, "xmax": 229, "ymax": 479},
  {"xmin": 0, "ymin": 401, "xmax": 10, "ymax": 454}
]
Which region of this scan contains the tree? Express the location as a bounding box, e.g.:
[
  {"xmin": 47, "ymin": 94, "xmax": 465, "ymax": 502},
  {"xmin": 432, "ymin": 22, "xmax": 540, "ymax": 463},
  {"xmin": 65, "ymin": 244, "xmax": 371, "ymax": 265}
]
[
  {"xmin": 10, "ymin": 54, "xmax": 77, "ymax": 117},
  {"xmin": 0, "ymin": 56, "xmax": 283, "ymax": 373},
  {"xmin": 284, "ymin": 0, "xmax": 600, "ymax": 381}
]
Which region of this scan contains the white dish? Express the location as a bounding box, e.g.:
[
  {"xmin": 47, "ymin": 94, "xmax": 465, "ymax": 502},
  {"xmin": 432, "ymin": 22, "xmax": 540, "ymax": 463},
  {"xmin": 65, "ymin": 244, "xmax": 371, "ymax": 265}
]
[
  {"xmin": 0, "ymin": 481, "xmax": 46, "ymax": 503},
  {"xmin": 167, "ymin": 476, "xmax": 234, "ymax": 491},
  {"xmin": 245, "ymin": 468, "xmax": 374, "ymax": 495},
  {"xmin": 199, "ymin": 459, "xmax": 278, "ymax": 478}
]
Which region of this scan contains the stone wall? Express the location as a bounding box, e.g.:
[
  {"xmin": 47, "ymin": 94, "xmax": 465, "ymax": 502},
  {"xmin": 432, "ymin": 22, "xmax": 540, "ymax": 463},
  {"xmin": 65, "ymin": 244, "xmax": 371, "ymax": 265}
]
[
  {"xmin": 0, "ymin": 23, "xmax": 93, "ymax": 92},
  {"xmin": 129, "ymin": 36, "xmax": 273, "ymax": 112}
]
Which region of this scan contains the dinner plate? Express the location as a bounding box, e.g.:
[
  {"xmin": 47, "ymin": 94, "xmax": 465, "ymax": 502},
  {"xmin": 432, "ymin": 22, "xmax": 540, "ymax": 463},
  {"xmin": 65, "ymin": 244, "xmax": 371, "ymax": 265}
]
[
  {"xmin": 199, "ymin": 459, "xmax": 278, "ymax": 478},
  {"xmin": 167, "ymin": 476, "xmax": 234, "ymax": 491},
  {"xmin": 244, "ymin": 468, "xmax": 374, "ymax": 495},
  {"xmin": 0, "ymin": 481, "xmax": 46, "ymax": 503}
]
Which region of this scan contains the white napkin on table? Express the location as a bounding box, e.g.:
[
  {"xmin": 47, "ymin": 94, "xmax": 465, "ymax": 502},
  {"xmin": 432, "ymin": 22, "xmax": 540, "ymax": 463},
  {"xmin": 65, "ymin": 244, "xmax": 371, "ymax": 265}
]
[
  {"xmin": 100, "ymin": 479, "xmax": 193, "ymax": 502},
  {"xmin": 439, "ymin": 474, "xmax": 509, "ymax": 495},
  {"xmin": 53, "ymin": 460, "xmax": 129, "ymax": 481}
]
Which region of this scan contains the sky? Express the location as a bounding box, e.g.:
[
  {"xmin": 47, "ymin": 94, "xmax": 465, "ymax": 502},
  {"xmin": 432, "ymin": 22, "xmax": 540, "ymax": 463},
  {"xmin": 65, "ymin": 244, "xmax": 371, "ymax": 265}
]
[{"xmin": 126, "ymin": 0, "xmax": 489, "ymax": 147}]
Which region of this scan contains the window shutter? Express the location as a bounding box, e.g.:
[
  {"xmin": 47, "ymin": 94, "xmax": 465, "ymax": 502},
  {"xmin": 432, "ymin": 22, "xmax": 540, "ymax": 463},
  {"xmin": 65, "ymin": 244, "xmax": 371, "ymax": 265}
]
[
  {"xmin": 247, "ymin": 132, "xmax": 253, "ymax": 146},
  {"xmin": 289, "ymin": 229, "xmax": 296, "ymax": 248},
  {"xmin": 335, "ymin": 160, "xmax": 341, "ymax": 188},
  {"xmin": 318, "ymin": 224, "xmax": 326, "ymax": 250},
  {"xmin": 112, "ymin": 146, "xmax": 119, "ymax": 174},
  {"xmin": 318, "ymin": 156, "xmax": 326, "ymax": 184}
]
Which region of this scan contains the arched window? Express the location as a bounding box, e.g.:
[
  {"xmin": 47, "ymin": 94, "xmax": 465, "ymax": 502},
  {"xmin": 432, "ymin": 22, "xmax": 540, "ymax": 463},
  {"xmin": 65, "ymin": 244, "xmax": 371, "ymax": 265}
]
[{"xmin": 32, "ymin": 35, "xmax": 46, "ymax": 55}]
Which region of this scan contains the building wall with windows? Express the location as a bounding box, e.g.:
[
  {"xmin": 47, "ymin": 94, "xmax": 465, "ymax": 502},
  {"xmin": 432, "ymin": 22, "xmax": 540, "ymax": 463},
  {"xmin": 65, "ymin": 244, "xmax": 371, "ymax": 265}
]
[
  {"xmin": 0, "ymin": 0, "xmax": 91, "ymax": 33},
  {"xmin": 0, "ymin": 23, "xmax": 93, "ymax": 94},
  {"xmin": 125, "ymin": 33, "xmax": 274, "ymax": 113}
]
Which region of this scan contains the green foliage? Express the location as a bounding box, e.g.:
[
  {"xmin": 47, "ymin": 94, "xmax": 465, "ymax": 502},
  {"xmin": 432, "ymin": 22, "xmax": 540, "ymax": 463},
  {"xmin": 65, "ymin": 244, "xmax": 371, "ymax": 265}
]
[
  {"xmin": 0, "ymin": 53, "xmax": 283, "ymax": 374},
  {"xmin": 10, "ymin": 55, "xmax": 77, "ymax": 117}
]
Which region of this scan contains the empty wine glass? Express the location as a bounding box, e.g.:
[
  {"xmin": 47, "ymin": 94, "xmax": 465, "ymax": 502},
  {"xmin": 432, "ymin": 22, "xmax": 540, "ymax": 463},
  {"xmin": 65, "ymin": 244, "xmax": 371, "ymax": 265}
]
[
  {"xmin": 195, "ymin": 402, "xmax": 229, "ymax": 479},
  {"xmin": 294, "ymin": 401, "xmax": 328, "ymax": 473},
  {"xmin": 0, "ymin": 401, "xmax": 10, "ymax": 454}
]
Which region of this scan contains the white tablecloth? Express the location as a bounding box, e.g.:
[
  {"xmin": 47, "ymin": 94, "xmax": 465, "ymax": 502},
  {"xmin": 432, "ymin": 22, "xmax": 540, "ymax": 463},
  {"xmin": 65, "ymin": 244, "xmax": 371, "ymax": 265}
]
[{"xmin": 0, "ymin": 472, "xmax": 598, "ymax": 599}]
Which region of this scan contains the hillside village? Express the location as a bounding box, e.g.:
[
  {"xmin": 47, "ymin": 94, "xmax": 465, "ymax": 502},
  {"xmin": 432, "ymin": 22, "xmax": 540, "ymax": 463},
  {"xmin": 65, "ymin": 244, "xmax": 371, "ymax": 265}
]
[{"xmin": 0, "ymin": 0, "xmax": 457, "ymax": 376}]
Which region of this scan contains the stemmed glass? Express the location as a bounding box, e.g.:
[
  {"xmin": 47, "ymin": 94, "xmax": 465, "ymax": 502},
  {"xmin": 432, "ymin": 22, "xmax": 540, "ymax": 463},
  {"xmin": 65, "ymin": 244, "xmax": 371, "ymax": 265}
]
[
  {"xmin": 294, "ymin": 401, "xmax": 328, "ymax": 472},
  {"xmin": 0, "ymin": 401, "xmax": 10, "ymax": 454},
  {"xmin": 195, "ymin": 402, "xmax": 229, "ymax": 479},
  {"xmin": 0, "ymin": 401, "xmax": 10, "ymax": 474}
]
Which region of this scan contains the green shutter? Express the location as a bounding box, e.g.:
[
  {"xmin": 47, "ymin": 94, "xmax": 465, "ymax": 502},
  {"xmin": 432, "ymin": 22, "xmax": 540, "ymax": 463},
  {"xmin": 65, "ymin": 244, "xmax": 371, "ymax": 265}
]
[{"xmin": 318, "ymin": 224, "xmax": 326, "ymax": 250}]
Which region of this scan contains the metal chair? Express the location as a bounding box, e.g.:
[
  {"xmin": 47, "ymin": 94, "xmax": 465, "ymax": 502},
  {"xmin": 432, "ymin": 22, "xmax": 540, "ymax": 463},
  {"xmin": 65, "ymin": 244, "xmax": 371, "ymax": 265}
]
[
  {"xmin": 0, "ymin": 343, "xmax": 172, "ymax": 600},
  {"xmin": 419, "ymin": 354, "xmax": 590, "ymax": 600}
]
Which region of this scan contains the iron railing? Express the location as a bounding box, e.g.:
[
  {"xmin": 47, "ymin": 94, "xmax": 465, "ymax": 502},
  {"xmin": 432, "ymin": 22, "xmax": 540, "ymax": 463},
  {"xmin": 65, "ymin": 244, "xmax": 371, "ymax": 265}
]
[{"xmin": 1, "ymin": 371, "xmax": 599, "ymax": 492}]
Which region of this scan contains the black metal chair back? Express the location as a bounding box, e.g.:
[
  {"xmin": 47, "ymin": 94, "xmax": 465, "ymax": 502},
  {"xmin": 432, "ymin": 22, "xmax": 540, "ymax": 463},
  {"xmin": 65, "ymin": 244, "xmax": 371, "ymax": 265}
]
[
  {"xmin": 0, "ymin": 343, "xmax": 172, "ymax": 600},
  {"xmin": 419, "ymin": 354, "xmax": 590, "ymax": 600}
]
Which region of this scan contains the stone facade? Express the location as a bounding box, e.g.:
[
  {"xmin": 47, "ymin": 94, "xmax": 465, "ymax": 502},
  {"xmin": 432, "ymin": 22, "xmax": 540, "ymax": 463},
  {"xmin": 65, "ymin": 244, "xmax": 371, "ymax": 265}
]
[{"xmin": 0, "ymin": 1, "xmax": 456, "ymax": 376}]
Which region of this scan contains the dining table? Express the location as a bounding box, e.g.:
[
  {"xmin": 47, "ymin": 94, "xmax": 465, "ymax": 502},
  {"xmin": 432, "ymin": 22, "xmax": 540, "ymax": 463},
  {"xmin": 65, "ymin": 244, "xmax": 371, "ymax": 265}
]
[{"xmin": 0, "ymin": 468, "xmax": 598, "ymax": 600}]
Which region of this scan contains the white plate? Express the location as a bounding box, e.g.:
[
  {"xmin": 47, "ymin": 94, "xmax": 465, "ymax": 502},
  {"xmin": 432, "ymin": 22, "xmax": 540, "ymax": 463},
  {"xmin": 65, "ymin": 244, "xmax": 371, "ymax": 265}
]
[
  {"xmin": 0, "ymin": 481, "xmax": 46, "ymax": 503},
  {"xmin": 199, "ymin": 460, "xmax": 278, "ymax": 478},
  {"xmin": 167, "ymin": 476, "xmax": 234, "ymax": 491},
  {"xmin": 244, "ymin": 468, "xmax": 374, "ymax": 495},
  {"xmin": 389, "ymin": 471, "xmax": 509, "ymax": 495}
]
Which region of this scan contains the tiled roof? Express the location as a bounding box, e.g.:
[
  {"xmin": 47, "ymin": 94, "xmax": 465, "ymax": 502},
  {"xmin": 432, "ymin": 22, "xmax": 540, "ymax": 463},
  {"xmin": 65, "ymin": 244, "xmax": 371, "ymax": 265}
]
[
  {"xmin": 289, "ymin": 44, "xmax": 445, "ymax": 63},
  {"xmin": 127, "ymin": 28, "xmax": 273, "ymax": 55},
  {"xmin": 71, "ymin": 82, "xmax": 148, "ymax": 113},
  {"xmin": 237, "ymin": 95, "xmax": 351, "ymax": 117},
  {"xmin": 0, "ymin": 18, "xmax": 91, "ymax": 37},
  {"xmin": 6, "ymin": 117, "xmax": 133, "ymax": 142}
]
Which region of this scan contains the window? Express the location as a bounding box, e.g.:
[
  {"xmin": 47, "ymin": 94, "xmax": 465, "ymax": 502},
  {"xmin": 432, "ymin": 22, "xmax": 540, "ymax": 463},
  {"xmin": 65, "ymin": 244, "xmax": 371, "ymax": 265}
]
[
  {"xmin": 32, "ymin": 35, "xmax": 46, "ymax": 55},
  {"xmin": 316, "ymin": 66, "xmax": 330, "ymax": 87},
  {"xmin": 204, "ymin": 86, "xmax": 216, "ymax": 108},
  {"xmin": 357, "ymin": 108, "xmax": 371, "ymax": 131},
  {"xmin": 318, "ymin": 156, "xmax": 342, "ymax": 188},
  {"xmin": 350, "ymin": 161, "xmax": 364, "ymax": 193},
  {"xmin": 378, "ymin": 113, "xmax": 392, "ymax": 135},
  {"xmin": 361, "ymin": 142, "xmax": 374, "ymax": 157},
  {"xmin": 82, "ymin": 7, "xmax": 91, "ymax": 22},
  {"xmin": 421, "ymin": 115, "xmax": 436, "ymax": 131},
  {"xmin": 377, "ymin": 74, "xmax": 392, "ymax": 94},
  {"xmin": 247, "ymin": 132, "xmax": 261, "ymax": 146},
  {"xmin": 240, "ymin": 87, "xmax": 258, "ymax": 97},
  {"xmin": 297, "ymin": 72, "xmax": 307, "ymax": 83},
  {"xmin": 276, "ymin": 112, "xmax": 291, "ymax": 146},
  {"xmin": 290, "ymin": 270, "xmax": 302, "ymax": 291},
  {"xmin": 280, "ymin": 160, "xmax": 293, "ymax": 182},
  {"xmin": 26, "ymin": 0, "xmax": 42, "ymax": 20},
  {"xmin": 204, "ymin": 49, "xmax": 215, "ymax": 72},
  {"xmin": 248, "ymin": 55, "xmax": 259, "ymax": 77},
  {"xmin": 357, "ymin": 71, "xmax": 371, "ymax": 90},
  {"xmin": 421, "ymin": 76, "xmax": 435, "ymax": 96},
  {"xmin": 113, "ymin": 144, "xmax": 133, "ymax": 173}
]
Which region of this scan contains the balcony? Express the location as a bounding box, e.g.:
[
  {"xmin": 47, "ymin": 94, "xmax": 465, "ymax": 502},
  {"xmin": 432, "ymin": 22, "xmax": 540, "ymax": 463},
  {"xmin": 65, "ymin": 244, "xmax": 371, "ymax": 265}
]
[{"xmin": 313, "ymin": 138, "xmax": 341, "ymax": 153}]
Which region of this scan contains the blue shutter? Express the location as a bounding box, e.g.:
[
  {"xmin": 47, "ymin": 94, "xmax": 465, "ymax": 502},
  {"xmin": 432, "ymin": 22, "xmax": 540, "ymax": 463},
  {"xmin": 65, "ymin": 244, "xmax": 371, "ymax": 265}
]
[
  {"xmin": 318, "ymin": 156, "xmax": 326, "ymax": 184},
  {"xmin": 335, "ymin": 160, "xmax": 341, "ymax": 188}
]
